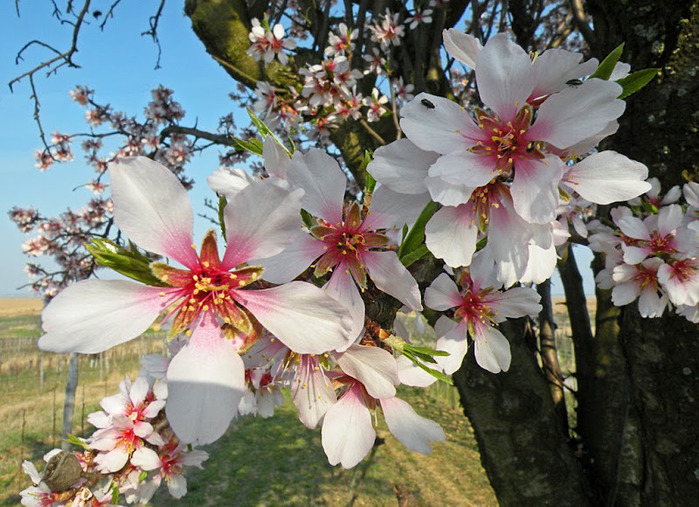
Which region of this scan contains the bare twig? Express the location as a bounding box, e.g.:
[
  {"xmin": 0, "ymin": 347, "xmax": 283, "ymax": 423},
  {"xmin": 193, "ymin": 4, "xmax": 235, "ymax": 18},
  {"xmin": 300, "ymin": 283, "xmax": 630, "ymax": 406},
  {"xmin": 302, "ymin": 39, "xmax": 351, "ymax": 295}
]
[
  {"xmin": 141, "ymin": 0, "xmax": 166, "ymax": 69},
  {"xmin": 359, "ymin": 119, "xmax": 387, "ymax": 145},
  {"xmin": 159, "ymin": 125, "xmax": 241, "ymax": 148},
  {"xmin": 99, "ymin": 0, "xmax": 124, "ymax": 30}
]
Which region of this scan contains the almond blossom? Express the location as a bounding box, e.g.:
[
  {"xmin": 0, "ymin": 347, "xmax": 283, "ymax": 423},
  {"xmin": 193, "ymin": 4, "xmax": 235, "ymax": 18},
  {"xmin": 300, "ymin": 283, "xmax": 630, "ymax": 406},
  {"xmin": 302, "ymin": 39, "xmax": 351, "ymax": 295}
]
[
  {"xmin": 247, "ymin": 18, "xmax": 297, "ymax": 65},
  {"xmin": 38, "ymin": 156, "xmax": 353, "ymax": 444},
  {"xmin": 424, "ymin": 253, "xmax": 542, "ymax": 374},
  {"xmin": 256, "ymin": 148, "xmax": 427, "ymax": 341}
]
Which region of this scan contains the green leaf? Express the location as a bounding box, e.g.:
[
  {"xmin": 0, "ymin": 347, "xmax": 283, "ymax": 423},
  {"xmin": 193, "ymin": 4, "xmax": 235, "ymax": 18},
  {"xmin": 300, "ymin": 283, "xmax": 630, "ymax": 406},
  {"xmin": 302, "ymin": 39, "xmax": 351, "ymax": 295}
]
[
  {"xmin": 398, "ymin": 200, "xmax": 438, "ymax": 264},
  {"xmin": 617, "ymin": 68, "xmax": 659, "ymax": 99},
  {"xmin": 590, "ymin": 43, "xmax": 624, "ymax": 80},
  {"xmin": 402, "ymin": 350, "xmax": 453, "ymax": 385},
  {"xmin": 400, "ymin": 244, "xmax": 431, "ymax": 269},
  {"xmin": 64, "ymin": 433, "xmax": 89, "ymax": 449},
  {"xmin": 247, "ymin": 108, "xmax": 292, "ymax": 157},
  {"xmin": 300, "ymin": 208, "xmax": 315, "ymax": 229},
  {"xmin": 231, "ymin": 135, "xmax": 264, "ymax": 156},
  {"xmin": 86, "ymin": 238, "xmax": 167, "ymax": 287},
  {"xmin": 218, "ymin": 195, "xmax": 228, "ymax": 240}
]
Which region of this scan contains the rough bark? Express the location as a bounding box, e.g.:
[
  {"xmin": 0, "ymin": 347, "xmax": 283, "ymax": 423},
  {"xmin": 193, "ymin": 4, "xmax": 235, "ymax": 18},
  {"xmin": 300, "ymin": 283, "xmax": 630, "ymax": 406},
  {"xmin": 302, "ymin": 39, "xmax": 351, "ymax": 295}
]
[
  {"xmin": 452, "ymin": 320, "xmax": 593, "ymax": 506},
  {"xmin": 584, "ymin": 1, "xmax": 699, "ymax": 503}
]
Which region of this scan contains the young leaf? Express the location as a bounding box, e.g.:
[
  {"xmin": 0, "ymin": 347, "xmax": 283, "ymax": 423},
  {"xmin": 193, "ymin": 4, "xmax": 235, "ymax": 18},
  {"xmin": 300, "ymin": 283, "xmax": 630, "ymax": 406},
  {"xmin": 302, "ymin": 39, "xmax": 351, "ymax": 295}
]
[
  {"xmin": 398, "ymin": 200, "xmax": 438, "ymax": 264},
  {"xmin": 218, "ymin": 195, "xmax": 228, "ymax": 240},
  {"xmin": 400, "ymin": 243, "xmax": 431, "ymax": 269},
  {"xmin": 590, "ymin": 43, "xmax": 625, "ymax": 80},
  {"xmin": 86, "ymin": 238, "xmax": 167, "ymax": 287},
  {"xmin": 617, "ymin": 68, "xmax": 659, "ymax": 99},
  {"xmin": 231, "ymin": 136, "xmax": 264, "ymax": 156}
]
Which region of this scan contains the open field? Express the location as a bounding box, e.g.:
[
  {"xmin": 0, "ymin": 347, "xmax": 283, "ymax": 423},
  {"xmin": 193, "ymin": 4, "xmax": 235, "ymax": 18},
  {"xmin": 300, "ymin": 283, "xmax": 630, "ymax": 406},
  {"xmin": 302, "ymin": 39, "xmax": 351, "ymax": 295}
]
[{"xmin": 0, "ymin": 296, "xmax": 596, "ymax": 505}]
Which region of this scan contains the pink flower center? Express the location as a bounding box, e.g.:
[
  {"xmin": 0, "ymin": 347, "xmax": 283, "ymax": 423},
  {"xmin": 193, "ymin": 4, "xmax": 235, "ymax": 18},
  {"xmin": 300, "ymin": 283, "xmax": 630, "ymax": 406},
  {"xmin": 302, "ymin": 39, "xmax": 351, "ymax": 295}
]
[
  {"xmin": 633, "ymin": 264, "xmax": 660, "ymax": 290},
  {"xmin": 310, "ymin": 201, "xmax": 389, "ymax": 288},
  {"xmin": 470, "ymin": 106, "xmax": 544, "ymax": 176},
  {"xmin": 647, "ymin": 231, "xmax": 677, "ymax": 256}
]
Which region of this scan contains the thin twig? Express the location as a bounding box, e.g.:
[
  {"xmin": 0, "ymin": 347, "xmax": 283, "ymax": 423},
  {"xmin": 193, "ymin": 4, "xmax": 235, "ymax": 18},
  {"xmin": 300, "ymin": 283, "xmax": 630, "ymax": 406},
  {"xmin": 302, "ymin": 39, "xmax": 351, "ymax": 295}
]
[
  {"xmin": 141, "ymin": 0, "xmax": 166, "ymax": 69},
  {"xmin": 359, "ymin": 119, "xmax": 386, "ymax": 145}
]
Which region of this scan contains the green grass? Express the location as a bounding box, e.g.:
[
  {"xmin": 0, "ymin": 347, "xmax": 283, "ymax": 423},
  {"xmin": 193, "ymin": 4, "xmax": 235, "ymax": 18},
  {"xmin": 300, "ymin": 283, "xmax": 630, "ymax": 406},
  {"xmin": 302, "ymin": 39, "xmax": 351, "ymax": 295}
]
[{"xmin": 152, "ymin": 385, "xmax": 495, "ymax": 506}]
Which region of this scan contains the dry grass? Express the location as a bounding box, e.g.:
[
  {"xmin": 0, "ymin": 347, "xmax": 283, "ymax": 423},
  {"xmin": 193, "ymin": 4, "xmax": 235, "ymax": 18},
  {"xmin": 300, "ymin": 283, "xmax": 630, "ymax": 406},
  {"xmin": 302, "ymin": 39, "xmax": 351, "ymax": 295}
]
[{"xmin": 0, "ymin": 298, "xmax": 42, "ymax": 318}]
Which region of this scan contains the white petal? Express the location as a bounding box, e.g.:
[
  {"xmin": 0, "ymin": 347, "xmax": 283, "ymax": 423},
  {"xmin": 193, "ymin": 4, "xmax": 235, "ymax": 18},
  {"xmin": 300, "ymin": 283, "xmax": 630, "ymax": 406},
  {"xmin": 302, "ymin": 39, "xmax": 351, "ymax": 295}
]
[
  {"xmin": 429, "ymin": 150, "xmax": 498, "ymax": 188},
  {"xmin": 324, "ymin": 270, "xmax": 365, "ymax": 348},
  {"xmin": 474, "ymin": 326, "xmax": 511, "ymax": 373},
  {"xmin": 207, "ymin": 168, "xmax": 256, "ymax": 199},
  {"xmin": 564, "ymin": 151, "xmax": 651, "ymax": 204},
  {"xmin": 130, "ymin": 448, "xmax": 161, "ymax": 471},
  {"xmin": 287, "ymin": 149, "xmax": 346, "ymax": 223},
  {"xmin": 434, "ymin": 316, "xmax": 468, "ymax": 375},
  {"xmin": 521, "ymin": 236, "xmax": 558, "ymax": 285},
  {"xmin": 110, "ymin": 157, "xmax": 198, "ymax": 268},
  {"xmin": 335, "ymin": 345, "xmax": 399, "ymax": 399},
  {"xmin": 255, "ymin": 231, "xmax": 325, "ymax": 284},
  {"xmin": 531, "ymin": 49, "xmax": 597, "ymax": 98},
  {"xmin": 616, "ymin": 215, "xmax": 650, "ymax": 241},
  {"xmin": 234, "ymin": 282, "xmax": 352, "ymax": 354},
  {"xmin": 291, "ymin": 357, "xmax": 337, "ymax": 429},
  {"xmin": 621, "ymin": 244, "xmax": 649, "ymax": 265},
  {"xmin": 396, "ymin": 355, "xmax": 439, "ymax": 387},
  {"xmin": 167, "ymin": 474, "xmax": 188, "ymax": 499},
  {"xmin": 527, "ymin": 79, "xmax": 624, "ymax": 149},
  {"xmin": 425, "ymin": 174, "xmax": 474, "ymax": 207},
  {"xmin": 401, "ymin": 93, "xmax": 480, "ymax": 154},
  {"xmin": 442, "ymin": 28, "xmax": 482, "ymax": 68},
  {"xmin": 263, "ymin": 135, "xmax": 291, "ymax": 179},
  {"xmin": 165, "ymin": 318, "xmax": 246, "ymax": 445},
  {"xmin": 510, "ymin": 156, "xmax": 564, "ymax": 224},
  {"xmin": 362, "ymin": 185, "xmax": 431, "ymax": 231},
  {"xmin": 425, "ymin": 205, "xmax": 478, "ymax": 268},
  {"xmin": 381, "ymin": 397, "xmax": 445, "ymax": 454},
  {"xmin": 611, "ymin": 281, "xmax": 641, "ymax": 306},
  {"xmin": 492, "ymin": 287, "xmax": 542, "ymax": 321},
  {"xmin": 363, "ymin": 251, "xmax": 422, "ymax": 311},
  {"xmin": 222, "ymin": 179, "xmax": 304, "ymax": 267},
  {"xmin": 476, "ymin": 34, "xmax": 534, "ymax": 121},
  {"xmin": 321, "ymin": 385, "xmax": 375, "ymax": 468},
  {"xmin": 368, "ymin": 139, "xmax": 437, "ymax": 194},
  {"xmin": 39, "ymin": 280, "xmax": 168, "ymax": 354},
  {"xmin": 424, "ymin": 272, "xmax": 462, "ymax": 311}
]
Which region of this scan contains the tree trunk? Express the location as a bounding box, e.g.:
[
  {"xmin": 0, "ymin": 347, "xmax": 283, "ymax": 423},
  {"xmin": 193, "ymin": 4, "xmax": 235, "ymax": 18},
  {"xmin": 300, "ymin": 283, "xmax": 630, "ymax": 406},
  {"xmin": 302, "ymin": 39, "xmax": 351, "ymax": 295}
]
[{"xmin": 451, "ymin": 320, "xmax": 594, "ymax": 505}]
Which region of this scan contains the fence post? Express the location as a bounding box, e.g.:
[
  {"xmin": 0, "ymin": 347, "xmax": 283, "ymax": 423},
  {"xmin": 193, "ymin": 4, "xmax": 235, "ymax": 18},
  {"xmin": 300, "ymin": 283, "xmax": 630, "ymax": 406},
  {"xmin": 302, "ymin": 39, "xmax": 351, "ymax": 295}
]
[{"xmin": 61, "ymin": 353, "xmax": 79, "ymax": 451}]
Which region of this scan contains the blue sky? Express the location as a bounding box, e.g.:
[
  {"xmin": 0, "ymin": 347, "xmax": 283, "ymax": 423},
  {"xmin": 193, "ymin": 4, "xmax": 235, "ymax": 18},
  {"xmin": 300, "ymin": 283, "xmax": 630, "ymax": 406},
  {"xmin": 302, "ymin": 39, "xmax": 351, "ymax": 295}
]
[
  {"xmin": 0, "ymin": 2, "xmax": 595, "ymax": 298},
  {"xmin": 1, "ymin": 1, "xmax": 238, "ymax": 297}
]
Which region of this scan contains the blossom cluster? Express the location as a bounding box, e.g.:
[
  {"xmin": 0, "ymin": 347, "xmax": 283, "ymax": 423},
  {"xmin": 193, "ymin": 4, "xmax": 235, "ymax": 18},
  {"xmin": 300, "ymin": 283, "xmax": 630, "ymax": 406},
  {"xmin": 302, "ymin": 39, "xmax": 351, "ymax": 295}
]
[
  {"xmin": 588, "ymin": 179, "xmax": 699, "ymax": 321},
  {"xmin": 20, "ymin": 365, "xmax": 207, "ymax": 506},
  {"xmin": 247, "ymin": 9, "xmax": 425, "ymax": 139},
  {"xmin": 11, "ymin": 86, "xmax": 199, "ymax": 300},
  {"xmin": 20, "ymin": 25, "xmax": 675, "ymax": 505}
]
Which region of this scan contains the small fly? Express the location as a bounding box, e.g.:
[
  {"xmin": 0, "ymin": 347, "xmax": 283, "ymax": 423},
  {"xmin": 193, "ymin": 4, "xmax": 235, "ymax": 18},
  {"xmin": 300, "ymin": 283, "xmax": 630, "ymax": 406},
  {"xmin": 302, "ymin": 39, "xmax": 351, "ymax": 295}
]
[
  {"xmin": 566, "ymin": 79, "xmax": 583, "ymax": 87},
  {"xmin": 421, "ymin": 98, "xmax": 436, "ymax": 109}
]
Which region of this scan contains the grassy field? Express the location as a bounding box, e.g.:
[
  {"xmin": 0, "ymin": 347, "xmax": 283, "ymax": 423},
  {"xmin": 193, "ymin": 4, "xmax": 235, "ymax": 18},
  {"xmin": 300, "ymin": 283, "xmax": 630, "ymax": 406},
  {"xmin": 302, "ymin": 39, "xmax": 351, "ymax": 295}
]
[{"xmin": 0, "ymin": 296, "xmax": 596, "ymax": 506}]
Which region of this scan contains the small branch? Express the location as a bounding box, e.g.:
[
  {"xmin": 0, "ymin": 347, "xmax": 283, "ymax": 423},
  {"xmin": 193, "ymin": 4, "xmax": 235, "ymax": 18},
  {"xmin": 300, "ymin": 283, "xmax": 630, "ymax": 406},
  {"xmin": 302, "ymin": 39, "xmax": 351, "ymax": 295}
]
[
  {"xmin": 141, "ymin": 0, "xmax": 166, "ymax": 69},
  {"xmin": 537, "ymin": 279, "xmax": 569, "ymax": 434},
  {"xmin": 359, "ymin": 119, "xmax": 387, "ymax": 145},
  {"xmin": 9, "ymin": 0, "xmax": 91, "ymax": 92},
  {"xmin": 99, "ymin": 0, "xmax": 123, "ymax": 30},
  {"xmin": 159, "ymin": 125, "xmax": 241, "ymax": 148},
  {"xmin": 569, "ymin": 0, "xmax": 596, "ymax": 48}
]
